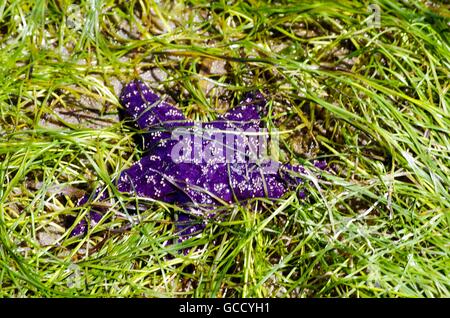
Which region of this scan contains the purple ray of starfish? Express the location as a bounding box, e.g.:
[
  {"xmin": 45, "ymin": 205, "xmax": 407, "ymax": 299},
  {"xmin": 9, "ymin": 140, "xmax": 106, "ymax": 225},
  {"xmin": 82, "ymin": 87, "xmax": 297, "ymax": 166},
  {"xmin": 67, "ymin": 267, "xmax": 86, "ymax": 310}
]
[{"xmin": 70, "ymin": 80, "xmax": 325, "ymax": 241}]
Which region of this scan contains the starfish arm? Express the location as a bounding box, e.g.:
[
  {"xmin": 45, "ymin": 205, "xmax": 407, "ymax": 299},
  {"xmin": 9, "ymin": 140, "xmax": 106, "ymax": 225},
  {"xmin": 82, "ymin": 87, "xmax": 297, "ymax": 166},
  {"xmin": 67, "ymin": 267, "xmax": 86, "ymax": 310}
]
[
  {"xmin": 120, "ymin": 79, "xmax": 187, "ymax": 128},
  {"xmin": 116, "ymin": 155, "xmax": 181, "ymax": 202},
  {"xmin": 70, "ymin": 191, "xmax": 107, "ymax": 237},
  {"xmin": 219, "ymin": 91, "xmax": 266, "ymax": 122},
  {"xmin": 175, "ymin": 212, "xmax": 207, "ymax": 247},
  {"xmin": 120, "ymin": 80, "xmax": 193, "ymax": 150},
  {"xmin": 278, "ymin": 163, "xmax": 306, "ymax": 186},
  {"xmin": 70, "ymin": 219, "xmax": 87, "ymax": 237}
]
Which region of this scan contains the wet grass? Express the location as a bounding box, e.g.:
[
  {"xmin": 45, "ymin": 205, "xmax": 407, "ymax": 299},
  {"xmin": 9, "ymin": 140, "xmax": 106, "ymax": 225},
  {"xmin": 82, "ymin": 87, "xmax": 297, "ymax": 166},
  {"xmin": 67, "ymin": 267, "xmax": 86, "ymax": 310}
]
[{"xmin": 0, "ymin": 0, "xmax": 449, "ymax": 297}]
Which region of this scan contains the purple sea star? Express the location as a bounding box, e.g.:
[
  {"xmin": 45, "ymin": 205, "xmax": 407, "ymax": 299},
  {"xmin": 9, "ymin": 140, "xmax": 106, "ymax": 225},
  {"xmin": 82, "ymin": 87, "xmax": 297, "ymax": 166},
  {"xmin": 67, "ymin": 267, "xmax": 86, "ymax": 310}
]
[{"xmin": 70, "ymin": 80, "xmax": 325, "ymax": 241}]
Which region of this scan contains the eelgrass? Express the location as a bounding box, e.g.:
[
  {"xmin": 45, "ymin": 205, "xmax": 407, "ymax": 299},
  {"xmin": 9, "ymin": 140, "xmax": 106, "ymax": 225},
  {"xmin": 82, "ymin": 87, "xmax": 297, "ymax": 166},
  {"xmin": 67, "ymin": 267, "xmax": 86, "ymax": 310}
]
[{"xmin": 0, "ymin": 0, "xmax": 449, "ymax": 297}]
